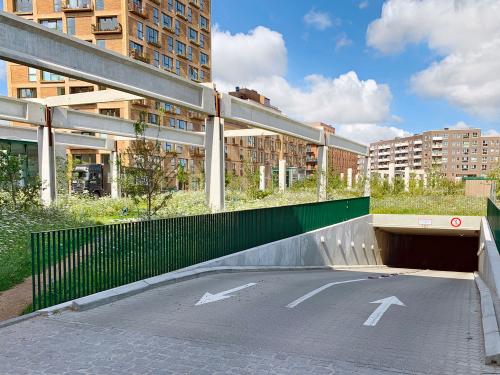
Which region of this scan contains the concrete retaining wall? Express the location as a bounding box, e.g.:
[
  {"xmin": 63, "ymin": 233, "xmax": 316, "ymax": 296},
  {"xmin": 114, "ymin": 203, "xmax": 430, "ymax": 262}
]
[
  {"xmin": 186, "ymin": 214, "xmax": 381, "ymax": 270},
  {"xmin": 479, "ymin": 217, "xmax": 500, "ymax": 300}
]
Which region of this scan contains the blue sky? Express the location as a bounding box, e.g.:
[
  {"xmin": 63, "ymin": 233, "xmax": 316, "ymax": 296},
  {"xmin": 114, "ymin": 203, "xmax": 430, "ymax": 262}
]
[
  {"xmin": 1, "ymin": 0, "xmax": 499, "ymax": 142},
  {"xmin": 211, "ymin": 0, "xmax": 500, "ymax": 142}
]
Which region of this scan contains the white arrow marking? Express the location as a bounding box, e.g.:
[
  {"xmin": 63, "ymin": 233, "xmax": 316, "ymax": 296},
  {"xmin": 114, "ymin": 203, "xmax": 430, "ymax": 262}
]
[
  {"xmin": 363, "ymin": 296, "xmax": 405, "ymax": 326},
  {"xmin": 195, "ymin": 283, "xmax": 257, "ymax": 306},
  {"xmin": 286, "ymin": 278, "xmax": 367, "ymax": 308}
]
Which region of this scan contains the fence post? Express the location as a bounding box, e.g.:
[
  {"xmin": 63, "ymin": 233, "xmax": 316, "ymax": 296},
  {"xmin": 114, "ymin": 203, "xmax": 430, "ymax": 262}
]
[
  {"xmin": 205, "ymin": 116, "xmax": 225, "ymax": 212},
  {"xmin": 259, "ymin": 165, "xmax": 266, "ymax": 191},
  {"xmin": 317, "ymin": 146, "xmax": 328, "ymax": 201},
  {"xmin": 110, "ymin": 149, "xmax": 120, "ymax": 198},
  {"xmin": 278, "ymin": 159, "xmax": 286, "ymax": 192}
]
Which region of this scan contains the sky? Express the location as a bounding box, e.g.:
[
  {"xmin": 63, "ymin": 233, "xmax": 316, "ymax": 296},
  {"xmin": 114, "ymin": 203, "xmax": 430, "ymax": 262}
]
[
  {"xmin": 0, "ymin": 0, "xmax": 499, "ymax": 143},
  {"xmin": 210, "ymin": 0, "xmax": 500, "ymax": 142}
]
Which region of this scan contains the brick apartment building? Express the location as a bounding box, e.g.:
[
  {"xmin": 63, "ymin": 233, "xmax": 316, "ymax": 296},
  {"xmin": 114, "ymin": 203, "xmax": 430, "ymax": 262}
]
[
  {"xmin": 364, "ymin": 128, "xmax": 500, "ymax": 179},
  {"xmin": 4, "ymin": 0, "xmax": 211, "ymax": 186}
]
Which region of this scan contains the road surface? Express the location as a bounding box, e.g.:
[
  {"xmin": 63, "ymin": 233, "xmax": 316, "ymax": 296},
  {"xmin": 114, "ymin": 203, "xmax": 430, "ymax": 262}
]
[{"xmin": 0, "ymin": 268, "xmax": 498, "ymax": 374}]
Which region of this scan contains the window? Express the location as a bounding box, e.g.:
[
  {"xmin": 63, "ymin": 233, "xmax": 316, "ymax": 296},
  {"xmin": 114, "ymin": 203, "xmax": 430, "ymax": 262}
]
[
  {"xmin": 187, "ymin": 7, "xmax": 192, "ymax": 22},
  {"xmin": 162, "ymin": 55, "xmax": 173, "ymax": 69},
  {"xmin": 66, "ymin": 17, "xmax": 75, "ymax": 35},
  {"xmin": 200, "ymin": 70, "xmax": 205, "ymax": 81},
  {"xmin": 176, "ymin": 1, "xmax": 185, "ymax": 15},
  {"xmin": 167, "ymin": 36, "xmax": 174, "ymax": 52},
  {"xmin": 177, "ymin": 119, "xmax": 186, "ymax": 130},
  {"xmin": 199, "ymin": 15, "xmax": 208, "ymax": 30},
  {"xmin": 166, "ymin": 143, "xmax": 173, "ymax": 152},
  {"xmin": 187, "ymin": 46, "xmax": 193, "ymax": 61},
  {"xmin": 153, "ymin": 51, "xmax": 160, "ymax": 67},
  {"xmin": 168, "ymin": 0, "xmax": 173, "ymax": 11},
  {"xmin": 14, "ymin": 0, "xmax": 32, "ymax": 13},
  {"xmin": 95, "ymin": 0, "xmax": 104, "ymax": 10},
  {"xmin": 200, "ymin": 0, "xmax": 205, "ymax": 11},
  {"xmin": 175, "ymin": 20, "xmax": 181, "ymax": 36},
  {"xmin": 96, "ymin": 39, "xmax": 105, "ymax": 49},
  {"xmin": 28, "ymin": 67, "xmax": 37, "ymax": 82},
  {"xmin": 69, "ymin": 86, "xmax": 94, "ymax": 94},
  {"xmin": 18, "ymin": 88, "xmax": 37, "ymax": 98},
  {"xmin": 40, "ymin": 19, "xmax": 63, "ymax": 32},
  {"xmin": 162, "ymin": 13, "xmax": 172, "ymax": 29},
  {"xmin": 176, "ymin": 145, "xmax": 183, "ymax": 153},
  {"xmin": 98, "ymin": 16, "xmax": 119, "ymax": 31},
  {"xmin": 188, "ymin": 27, "xmax": 198, "ymax": 42},
  {"xmin": 169, "ymin": 118, "xmax": 175, "ymax": 128},
  {"xmin": 175, "ymin": 60, "xmax": 180, "ymax": 75},
  {"xmin": 137, "ymin": 22, "xmax": 143, "ymax": 39},
  {"xmin": 146, "ymin": 26, "xmax": 159, "ymax": 44},
  {"xmin": 130, "ymin": 41, "xmax": 143, "ymax": 53},
  {"xmin": 99, "ymin": 109, "xmax": 120, "ymax": 117},
  {"xmin": 148, "ymin": 113, "xmax": 159, "ymax": 125},
  {"xmin": 200, "ymin": 52, "xmax": 208, "ymax": 65},
  {"xmin": 189, "ymin": 66, "xmax": 198, "ymax": 81},
  {"xmin": 152, "ymin": 8, "xmax": 159, "ymax": 25},
  {"xmin": 56, "ymin": 87, "xmax": 65, "ymax": 96},
  {"xmin": 42, "ymin": 71, "xmax": 64, "ymax": 81},
  {"xmin": 54, "ymin": 0, "xmax": 61, "ymax": 12},
  {"xmin": 200, "ymin": 33, "xmax": 205, "ymax": 48},
  {"xmin": 176, "ymin": 41, "xmax": 186, "ymax": 56}
]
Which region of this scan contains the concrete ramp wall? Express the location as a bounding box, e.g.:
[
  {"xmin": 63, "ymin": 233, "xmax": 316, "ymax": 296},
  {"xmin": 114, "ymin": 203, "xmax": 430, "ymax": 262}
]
[
  {"xmin": 479, "ymin": 217, "xmax": 500, "ymax": 299},
  {"xmin": 187, "ymin": 214, "xmax": 381, "ymax": 269}
]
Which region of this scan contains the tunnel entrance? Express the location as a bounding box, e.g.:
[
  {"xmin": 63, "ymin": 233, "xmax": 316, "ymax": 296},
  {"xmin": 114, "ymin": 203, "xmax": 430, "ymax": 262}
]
[{"xmin": 376, "ymin": 230, "xmax": 479, "ymax": 272}]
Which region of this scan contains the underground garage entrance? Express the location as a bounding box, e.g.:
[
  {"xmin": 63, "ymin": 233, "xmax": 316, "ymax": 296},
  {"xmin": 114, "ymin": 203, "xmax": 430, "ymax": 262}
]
[{"xmin": 373, "ymin": 215, "xmax": 481, "ymax": 273}]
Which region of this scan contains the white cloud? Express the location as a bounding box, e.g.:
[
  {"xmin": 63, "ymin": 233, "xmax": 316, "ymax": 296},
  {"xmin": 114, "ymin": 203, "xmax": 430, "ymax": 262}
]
[
  {"xmin": 449, "ymin": 121, "xmax": 471, "ymax": 130},
  {"xmin": 213, "ymin": 26, "xmax": 406, "ymax": 143},
  {"xmin": 367, "ymin": 0, "xmax": 500, "ymax": 119},
  {"xmin": 303, "ymin": 9, "xmax": 336, "ymax": 30},
  {"xmin": 335, "ymin": 34, "xmax": 353, "ymax": 51},
  {"xmin": 359, "ymin": 1, "xmax": 369, "ymax": 9},
  {"xmin": 336, "ymin": 124, "xmax": 411, "ymax": 144},
  {"xmin": 484, "ymin": 129, "xmax": 500, "ymax": 136}
]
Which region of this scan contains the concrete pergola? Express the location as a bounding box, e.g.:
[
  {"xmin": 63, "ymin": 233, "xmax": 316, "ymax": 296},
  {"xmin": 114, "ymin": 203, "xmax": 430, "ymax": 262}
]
[{"xmin": 0, "ymin": 11, "xmax": 369, "ymax": 211}]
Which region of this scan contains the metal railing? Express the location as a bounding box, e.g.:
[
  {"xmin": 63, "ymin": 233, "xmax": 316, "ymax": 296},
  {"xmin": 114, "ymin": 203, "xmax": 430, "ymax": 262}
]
[
  {"xmin": 31, "ymin": 197, "xmax": 369, "ymax": 309},
  {"xmin": 487, "ymin": 198, "xmax": 500, "ymax": 251}
]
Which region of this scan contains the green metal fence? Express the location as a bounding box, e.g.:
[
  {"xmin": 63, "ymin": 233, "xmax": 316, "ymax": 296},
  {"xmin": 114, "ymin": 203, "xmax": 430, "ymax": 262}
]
[
  {"xmin": 487, "ymin": 198, "xmax": 500, "ymax": 251},
  {"xmin": 31, "ymin": 197, "xmax": 369, "ymax": 309}
]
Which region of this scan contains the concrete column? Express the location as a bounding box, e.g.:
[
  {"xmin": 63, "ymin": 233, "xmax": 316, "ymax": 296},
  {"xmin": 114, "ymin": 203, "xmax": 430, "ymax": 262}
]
[
  {"xmin": 388, "ymin": 163, "xmax": 395, "ymax": 185},
  {"xmin": 364, "ymin": 156, "xmax": 371, "ymax": 197},
  {"xmin": 278, "ymin": 159, "xmax": 286, "ymax": 192},
  {"xmin": 347, "ymin": 168, "xmax": 353, "ymax": 190},
  {"xmin": 259, "ymin": 165, "xmax": 265, "ymax": 191},
  {"xmin": 204, "ymin": 116, "xmax": 225, "ymax": 212},
  {"xmin": 110, "ymin": 150, "xmax": 120, "ymax": 199},
  {"xmin": 404, "ymin": 167, "xmax": 410, "ymax": 192},
  {"xmin": 37, "ymin": 126, "xmax": 56, "ymax": 206},
  {"xmin": 340, "ymin": 172, "xmax": 344, "ymax": 181},
  {"xmin": 423, "ymin": 172, "xmax": 428, "ymax": 188},
  {"xmin": 317, "ymin": 146, "xmax": 328, "ymax": 201}
]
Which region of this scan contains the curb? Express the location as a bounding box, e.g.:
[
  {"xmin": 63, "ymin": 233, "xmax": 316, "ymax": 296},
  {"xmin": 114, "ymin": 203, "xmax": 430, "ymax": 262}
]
[{"xmin": 474, "ymin": 272, "xmax": 500, "ymax": 365}]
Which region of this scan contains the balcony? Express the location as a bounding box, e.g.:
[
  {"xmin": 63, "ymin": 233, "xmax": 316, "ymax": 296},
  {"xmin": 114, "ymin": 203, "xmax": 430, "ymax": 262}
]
[
  {"xmin": 306, "ymin": 157, "xmax": 317, "ymax": 164},
  {"xmin": 189, "ymin": 0, "xmax": 200, "ymax": 8},
  {"xmin": 176, "ymin": 51, "xmax": 187, "ymax": 59},
  {"xmin": 189, "ymin": 38, "xmax": 200, "ymax": 47},
  {"xmin": 131, "ymin": 99, "xmax": 149, "ymax": 107},
  {"xmin": 163, "ymin": 25, "xmax": 175, "ymax": 34},
  {"xmin": 128, "ymin": 1, "xmax": 147, "ymax": 18},
  {"xmin": 176, "ymin": 10, "xmax": 188, "ymax": 21},
  {"xmin": 62, "ymin": 0, "xmax": 93, "ymax": 12},
  {"xmin": 432, "ymin": 143, "xmax": 443, "ymax": 149},
  {"xmin": 147, "ymin": 39, "xmax": 161, "ymax": 48},
  {"xmin": 129, "ymin": 49, "xmax": 150, "ymax": 63},
  {"xmin": 91, "ymin": 23, "xmax": 122, "ymax": 35}
]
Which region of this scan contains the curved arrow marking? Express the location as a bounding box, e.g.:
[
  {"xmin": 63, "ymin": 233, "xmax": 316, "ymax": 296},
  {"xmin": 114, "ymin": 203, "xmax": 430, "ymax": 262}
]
[
  {"xmin": 195, "ymin": 283, "xmax": 257, "ymax": 306},
  {"xmin": 363, "ymin": 296, "xmax": 405, "ymax": 326}
]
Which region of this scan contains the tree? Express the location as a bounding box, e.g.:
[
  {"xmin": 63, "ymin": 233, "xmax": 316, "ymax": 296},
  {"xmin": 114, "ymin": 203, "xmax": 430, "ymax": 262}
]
[
  {"xmin": 0, "ymin": 150, "xmax": 41, "ymax": 210},
  {"xmin": 119, "ymin": 115, "xmax": 176, "ymax": 219}
]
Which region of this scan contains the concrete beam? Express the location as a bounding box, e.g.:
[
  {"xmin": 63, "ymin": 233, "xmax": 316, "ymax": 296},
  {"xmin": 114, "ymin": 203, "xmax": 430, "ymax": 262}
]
[
  {"xmin": 326, "ymin": 134, "xmax": 368, "ymax": 156},
  {"xmin": 219, "ymin": 93, "xmax": 323, "ymax": 144},
  {"xmin": 27, "ymin": 89, "xmax": 143, "ymax": 107},
  {"xmin": 0, "ymin": 11, "xmax": 215, "ymax": 115},
  {"xmin": 0, "ymin": 122, "xmax": 113, "ymax": 150},
  {"xmin": 0, "ymin": 96, "xmax": 45, "ymax": 125},
  {"xmin": 51, "ymin": 107, "xmax": 205, "ymax": 147},
  {"xmin": 224, "ymin": 129, "xmax": 278, "ymax": 138}
]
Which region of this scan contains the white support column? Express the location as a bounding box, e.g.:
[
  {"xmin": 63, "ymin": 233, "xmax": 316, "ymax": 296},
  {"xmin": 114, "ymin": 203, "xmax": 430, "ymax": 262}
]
[
  {"xmin": 364, "ymin": 156, "xmax": 371, "ymax": 197},
  {"xmin": 205, "ymin": 116, "xmax": 225, "ymax": 212},
  {"xmin": 317, "ymin": 146, "xmax": 328, "ymax": 201},
  {"xmin": 388, "ymin": 163, "xmax": 395, "ymax": 185},
  {"xmin": 259, "ymin": 165, "xmax": 266, "ymax": 191},
  {"xmin": 347, "ymin": 168, "xmax": 353, "ymax": 190},
  {"xmin": 423, "ymin": 172, "xmax": 428, "ymax": 188},
  {"xmin": 404, "ymin": 167, "xmax": 410, "ymax": 192},
  {"xmin": 37, "ymin": 125, "xmax": 56, "ymax": 206},
  {"xmin": 278, "ymin": 159, "xmax": 286, "ymax": 192},
  {"xmin": 340, "ymin": 172, "xmax": 344, "ymax": 181},
  {"xmin": 110, "ymin": 150, "xmax": 120, "ymax": 199}
]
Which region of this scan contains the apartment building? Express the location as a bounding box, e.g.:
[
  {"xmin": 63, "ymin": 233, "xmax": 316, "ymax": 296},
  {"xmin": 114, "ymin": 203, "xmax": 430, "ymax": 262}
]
[
  {"xmin": 5, "ymin": 0, "xmax": 211, "ymax": 185},
  {"xmin": 366, "ymin": 128, "xmax": 500, "ymax": 179},
  {"xmin": 305, "ymin": 123, "xmax": 358, "ymax": 177}
]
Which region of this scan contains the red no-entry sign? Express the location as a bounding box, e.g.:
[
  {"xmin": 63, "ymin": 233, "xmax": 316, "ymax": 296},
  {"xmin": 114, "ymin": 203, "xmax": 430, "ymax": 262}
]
[{"xmin": 451, "ymin": 217, "xmax": 462, "ymax": 228}]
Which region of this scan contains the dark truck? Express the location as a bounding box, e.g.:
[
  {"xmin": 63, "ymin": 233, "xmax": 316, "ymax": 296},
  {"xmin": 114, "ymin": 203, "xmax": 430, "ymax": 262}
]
[{"xmin": 71, "ymin": 163, "xmax": 111, "ymax": 197}]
